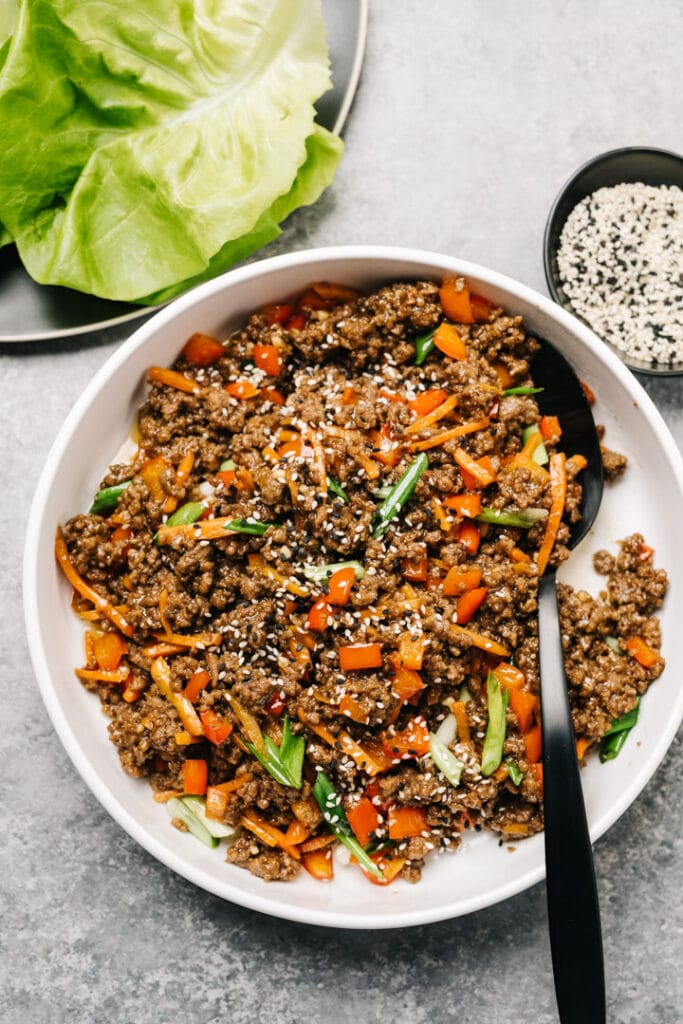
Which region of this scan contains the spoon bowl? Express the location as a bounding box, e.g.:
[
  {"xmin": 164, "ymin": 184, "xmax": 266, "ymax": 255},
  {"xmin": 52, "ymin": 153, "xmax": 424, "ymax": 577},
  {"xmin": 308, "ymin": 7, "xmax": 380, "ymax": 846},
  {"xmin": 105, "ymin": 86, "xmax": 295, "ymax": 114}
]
[{"xmin": 531, "ymin": 337, "xmax": 606, "ymax": 1024}]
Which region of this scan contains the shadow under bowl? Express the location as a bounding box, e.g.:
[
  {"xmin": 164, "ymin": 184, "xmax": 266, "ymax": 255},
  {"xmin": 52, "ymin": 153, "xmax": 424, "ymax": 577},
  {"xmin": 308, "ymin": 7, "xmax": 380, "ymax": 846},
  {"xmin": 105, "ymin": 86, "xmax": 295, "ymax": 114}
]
[{"xmin": 543, "ymin": 146, "xmax": 683, "ymax": 376}]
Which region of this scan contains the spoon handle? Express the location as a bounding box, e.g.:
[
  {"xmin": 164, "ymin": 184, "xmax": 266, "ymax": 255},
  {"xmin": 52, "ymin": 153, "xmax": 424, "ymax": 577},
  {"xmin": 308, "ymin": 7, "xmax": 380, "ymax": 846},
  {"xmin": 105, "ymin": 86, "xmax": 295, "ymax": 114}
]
[{"xmin": 538, "ymin": 572, "xmax": 606, "ymax": 1024}]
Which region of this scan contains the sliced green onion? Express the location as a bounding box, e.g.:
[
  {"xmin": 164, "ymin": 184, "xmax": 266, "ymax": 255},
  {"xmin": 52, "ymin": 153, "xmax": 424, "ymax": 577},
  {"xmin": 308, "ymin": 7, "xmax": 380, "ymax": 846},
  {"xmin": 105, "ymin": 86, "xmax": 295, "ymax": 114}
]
[
  {"xmin": 372, "ymin": 454, "xmax": 429, "ymax": 539},
  {"xmin": 373, "ymin": 483, "xmax": 393, "ymax": 500},
  {"xmin": 522, "ymin": 424, "xmax": 549, "ymax": 466},
  {"xmin": 502, "ymin": 386, "xmax": 544, "ymax": 397},
  {"xmin": 599, "ymin": 698, "xmax": 641, "ymax": 762},
  {"xmin": 429, "ymin": 732, "xmax": 464, "ymax": 788},
  {"xmin": 224, "ymin": 519, "xmax": 275, "ymax": 536},
  {"xmin": 605, "ymin": 636, "xmax": 625, "ymax": 655},
  {"xmin": 414, "ymin": 325, "xmax": 439, "ymax": 366},
  {"xmin": 247, "ymin": 714, "xmax": 304, "ymax": 789},
  {"xmin": 302, "ymin": 560, "xmax": 365, "ymax": 585},
  {"xmin": 481, "ymin": 670, "xmax": 506, "ymax": 776},
  {"xmin": 505, "ymin": 759, "xmax": 524, "ymax": 786},
  {"xmin": 166, "ymin": 797, "xmax": 218, "ymax": 848},
  {"xmin": 435, "ymin": 712, "xmax": 456, "ymax": 745},
  {"xmin": 476, "ymin": 506, "xmax": 548, "ymax": 528},
  {"xmin": 458, "ymin": 684, "xmax": 472, "ymax": 704},
  {"xmin": 219, "ymin": 458, "xmax": 236, "ymax": 472},
  {"xmin": 327, "ymin": 476, "xmax": 349, "ymax": 503},
  {"xmin": 181, "ymin": 796, "xmax": 238, "ymax": 839},
  {"xmin": 89, "ymin": 480, "xmax": 132, "ymax": 515},
  {"xmin": 312, "ymin": 771, "xmax": 384, "ymax": 880},
  {"xmin": 166, "ymin": 501, "xmax": 205, "ymax": 527}
]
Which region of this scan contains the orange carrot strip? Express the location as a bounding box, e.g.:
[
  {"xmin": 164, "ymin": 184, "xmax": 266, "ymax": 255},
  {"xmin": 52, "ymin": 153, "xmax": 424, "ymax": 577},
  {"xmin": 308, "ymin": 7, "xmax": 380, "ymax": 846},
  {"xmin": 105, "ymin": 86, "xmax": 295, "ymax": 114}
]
[
  {"xmin": 523, "ymin": 725, "xmax": 542, "ymax": 764},
  {"xmin": 247, "ymin": 554, "xmax": 309, "ymax": 598},
  {"xmin": 449, "ymin": 623, "xmax": 510, "ymax": 657},
  {"xmin": 211, "ymin": 773, "xmax": 253, "ymax": 796},
  {"xmin": 152, "ymin": 629, "xmax": 222, "ymax": 649},
  {"xmin": 453, "ymin": 447, "xmax": 497, "ymax": 486},
  {"xmin": 456, "ymin": 587, "xmax": 488, "ymax": 624},
  {"xmin": 512, "ymin": 429, "xmax": 543, "ymax": 465},
  {"xmin": 240, "ymin": 810, "xmax": 301, "ymax": 860},
  {"xmin": 74, "ymin": 667, "xmax": 130, "ymax": 683},
  {"xmin": 443, "ymin": 566, "xmax": 482, "ymax": 596},
  {"xmin": 149, "ymin": 366, "xmax": 200, "ymax": 395},
  {"xmin": 576, "ymin": 737, "xmax": 592, "ymax": 761},
  {"xmin": 163, "ymin": 451, "xmax": 196, "ymax": 514},
  {"xmin": 539, "ymin": 415, "xmax": 562, "ymax": 443},
  {"xmin": 408, "ymin": 389, "xmax": 448, "ymax": 418},
  {"xmin": 141, "ymin": 641, "xmax": 186, "ymax": 658},
  {"xmin": 55, "ymin": 528, "xmax": 134, "ymax": 637},
  {"xmin": 405, "ymin": 394, "xmax": 459, "ymax": 435},
  {"xmin": 452, "ymin": 700, "xmax": 471, "ymax": 744},
  {"xmin": 296, "ymin": 711, "xmax": 389, "ymax": 776},
  {"xmin": 566, "ymin": 453, "xmax": 588, "ymax": 474},
  {"xmin": 182, "ymin": 759, "xmax": 208, "ymax": 795},
  {"xmin": 536, "ymin": 453, "xmax": 567, "ymax": 575},
  {"xmin": 411, "ymin": 415, "xmax": 491, "ymax": 452},
  {"xmin": 150, "ymin": 657, "xmax": 203, "ymax": 736}
]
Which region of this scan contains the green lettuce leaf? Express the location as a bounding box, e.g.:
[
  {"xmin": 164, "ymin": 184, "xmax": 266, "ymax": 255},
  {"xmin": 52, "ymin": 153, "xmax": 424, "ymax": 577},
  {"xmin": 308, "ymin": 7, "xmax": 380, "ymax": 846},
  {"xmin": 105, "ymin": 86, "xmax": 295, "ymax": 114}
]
[
  {"xmin": 0, "ymin": 0, "xmax": 342, "ymax": 301},
  {"xmin": 0, "ymin": 0, "xmax": 16, "ymax": 245}
]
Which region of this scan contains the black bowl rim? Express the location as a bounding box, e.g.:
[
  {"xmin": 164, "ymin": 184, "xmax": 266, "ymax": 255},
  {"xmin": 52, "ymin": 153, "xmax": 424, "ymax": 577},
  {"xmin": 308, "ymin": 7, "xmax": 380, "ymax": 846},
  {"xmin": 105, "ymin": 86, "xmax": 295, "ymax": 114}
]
[{"xmin": 543, "ymin": 145, "xmax": 683, "ymax": 377}]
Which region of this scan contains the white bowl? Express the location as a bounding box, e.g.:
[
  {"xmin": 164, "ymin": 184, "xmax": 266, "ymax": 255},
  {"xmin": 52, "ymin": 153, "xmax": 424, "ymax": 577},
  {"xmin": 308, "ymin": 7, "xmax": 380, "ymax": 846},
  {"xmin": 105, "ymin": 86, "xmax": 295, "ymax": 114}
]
[{"xmin": 24, "ymin": 246, "xmax": 683, "ymax": 929}]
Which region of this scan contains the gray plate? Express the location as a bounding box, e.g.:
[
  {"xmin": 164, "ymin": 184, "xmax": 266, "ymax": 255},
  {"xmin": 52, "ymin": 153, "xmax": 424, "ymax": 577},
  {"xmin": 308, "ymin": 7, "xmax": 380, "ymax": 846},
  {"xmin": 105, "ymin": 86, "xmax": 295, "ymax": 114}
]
[{"xmin": 0, "ymin": 0, "xmax": 368, "ymax": 343}]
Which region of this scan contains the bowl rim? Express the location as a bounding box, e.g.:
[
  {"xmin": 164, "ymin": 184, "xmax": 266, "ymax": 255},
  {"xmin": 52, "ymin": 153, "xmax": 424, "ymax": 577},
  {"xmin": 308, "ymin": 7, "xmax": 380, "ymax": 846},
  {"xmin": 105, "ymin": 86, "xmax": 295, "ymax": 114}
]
[
  {"xmin": 543, "ymin": 145, "xmax": 683, "ymax": 377},
  {"xmin": 23, "ymin": 244, "xmax": 683, "ymax": 928}
]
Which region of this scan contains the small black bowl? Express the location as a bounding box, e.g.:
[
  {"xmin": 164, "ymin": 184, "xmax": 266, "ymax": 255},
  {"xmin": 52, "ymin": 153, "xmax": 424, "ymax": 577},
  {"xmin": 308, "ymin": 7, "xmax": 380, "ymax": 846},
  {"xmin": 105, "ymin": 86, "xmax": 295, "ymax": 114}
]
[{"xmin": 544, "ymin": 146, "xmax": 683, "ymax": 376}]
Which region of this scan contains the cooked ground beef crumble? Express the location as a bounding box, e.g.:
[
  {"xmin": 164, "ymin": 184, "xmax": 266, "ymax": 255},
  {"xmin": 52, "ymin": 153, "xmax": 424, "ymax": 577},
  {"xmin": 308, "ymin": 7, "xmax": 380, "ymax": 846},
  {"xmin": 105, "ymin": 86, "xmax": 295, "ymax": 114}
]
[{"xmin": 58, "ymin": 277, "xmax": 667, "ymax": 884}]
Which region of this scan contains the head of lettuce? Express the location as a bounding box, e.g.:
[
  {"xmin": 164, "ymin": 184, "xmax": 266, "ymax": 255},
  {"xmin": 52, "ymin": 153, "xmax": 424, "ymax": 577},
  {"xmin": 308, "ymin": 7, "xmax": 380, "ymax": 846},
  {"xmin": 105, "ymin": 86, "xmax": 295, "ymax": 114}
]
[{"xmin": 0, "ymin": 0, "xmax": 343, "ymax": 304}]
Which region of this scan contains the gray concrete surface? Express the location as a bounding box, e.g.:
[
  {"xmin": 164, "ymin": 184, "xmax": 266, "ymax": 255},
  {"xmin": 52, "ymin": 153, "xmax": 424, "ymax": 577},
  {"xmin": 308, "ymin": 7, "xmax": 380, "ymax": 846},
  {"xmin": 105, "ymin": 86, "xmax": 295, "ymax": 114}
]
[{"xmin": 1, "ymin": 2, "xmax": 682, "ymax": 1021}]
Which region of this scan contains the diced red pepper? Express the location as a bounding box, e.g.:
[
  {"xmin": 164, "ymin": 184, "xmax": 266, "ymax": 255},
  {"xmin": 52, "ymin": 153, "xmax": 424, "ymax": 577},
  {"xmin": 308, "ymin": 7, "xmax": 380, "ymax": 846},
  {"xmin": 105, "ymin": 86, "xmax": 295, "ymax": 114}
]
[
  {"xmin": 253, "ymin": 343, "xmax": 282, "ymax": 377},
  {"xmin": 181, "ymin": 333, "xmax": 225, "ymax": 365},
  {"xmin": 408, "ymin": 388, "xmax": 449, "ymax": 418},
  {"xmin": 261, "ymin": 388, "xmax": 286, "ymax": 406},
  {"xmin": 307, "ymin": 597, "xmax": 331, "ymax": 632},
  {"xmin": 522, "ymin": 724, "xmax": 542, "ymax": 764},
  {"xmin": 347, "ymin": 797, "xmax": 382, "ymax": 846},
  {"xmin": 434, "ymin": 322, "xmax": 467, "ymax": 360},
  {"xmin": 199, "ymin": 709, "xmax": 233, "ymax": 746},
  {"xmin": 442, "ymin": 493, "xmax": 482, "ymax": 517},
  {"xmin": 470, "ymin": 293, "xmax": 493, "ymax": 322},
  {"xmin": 402, "ymin": 554, "xmax": 428, "ymax": 583},
  {"xmin": 327, "ymin": 567, "xmax": 356, "ymax": 606},
  {"xmin": 360, "ymin": 851, "xmax": 406, "ymax": 886},
  {"xmin": 391, "ymin": 666, "xmax": 425, "ymax": 703},
  {"xmin": 266, "ymin": 692, "xmax": 287, "ymax": 717},
  {"xmin": 382, "ymin": 717, "xmax": 430, "ymax": 760},
  {"xmin": 443, "ymin": 565, "xmax": 482, "ymax": 596},
  {"xmin": 509, "ymin": 689, "xmax": 537, "ymax": 733},
  {"xmin": 302, "ymin": 848, "xmax": 334, "ymax": 881},
  {"xmin": 261, "ymin": 303, "xmax": 294, "ymax": 325},
  {"xmin": 339, "ymin": 694, "xmax": 369, "ymax": 724},
  {"xmin": 439, "ymin": 278, "xmax": 474, "ymax": 324},
  {"xmin": 457, "ymin": 520, "xmax": 481, "ymax": 554},
  {"xmin": 93, "ymin": 632, "xmax": 127, "ymax": 671},
  {"xmin": 539, "ymin": 415, "xmax": 562, "ymax": 443},
  {"xmin": 184, "ymin": 669, "xmax": 211, "ymax": 703},
  {"xmin": 580, "ymin": 379, "xmax": 596, "ymax": 405},
  {"xmin": 625, "ymin": 636, "xmax": 659, "ymax": 668},
  {"xmin": 396, "ymin": 635, "xmax": 427, "ymax": 670},
  {"xmin": 182, "ymin": 759, "xmax": 208, "ymax": 795},
  {"xmin": 339, "ymin": 643, "xmax": 383, "ymax": 671},
  {"xmin": 387, "ymin": 805, "xmax": 428, "ymax": 840},
  {"xmin": 285, "ymin": 312, "xmax": 307, "ymax": 331}
]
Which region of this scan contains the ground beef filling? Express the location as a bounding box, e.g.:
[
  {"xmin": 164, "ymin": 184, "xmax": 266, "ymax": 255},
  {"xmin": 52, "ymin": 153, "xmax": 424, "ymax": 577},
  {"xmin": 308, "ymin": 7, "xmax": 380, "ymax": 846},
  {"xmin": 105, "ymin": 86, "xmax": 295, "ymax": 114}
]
[{"xmin": 61, "ymin": 278, "xmax": 667, "ymax": 883}]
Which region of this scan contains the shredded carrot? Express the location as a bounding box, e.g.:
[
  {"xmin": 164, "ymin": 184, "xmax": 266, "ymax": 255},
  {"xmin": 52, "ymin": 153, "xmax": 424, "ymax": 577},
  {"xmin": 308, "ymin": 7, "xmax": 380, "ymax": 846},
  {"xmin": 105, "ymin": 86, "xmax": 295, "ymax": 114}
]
[
  {"xmin": 356, "ymin": 452, "xmax": 381, "ymax": 479},
  {"xmin": 566, "ymin": 453, "xmax": 588, "ymax": 474},
  {"xmin": 211, "ymin": 773, "xmax": 253, "ymax": 796},
  {"xmin": 536, "ymin": 452, "xmax": 567, "ymax": 575},
  {"xmin": 174, "ymin": 730, "xmax": 203, "ymax": 746},
  {"xmin": 150, "ymin": 657, "xmax": 203, "ymax": 736},
  {"xmin": 296, "ymin": 710, "xmax": 389, "ymax": 776},
  {"xmin": 155, "ymin": 517, "xmax": 239, "ymax": 545},
  {"xmin": 539, "ymin": 415, "xmax": 562, "ymax": 443},
  {"xmin": 431, "ymin": 498, "xmax": 453, "ymax": 532},
  {"xmin": 409, "ymin": 416, "xmax": 490, "ymax": 453},
  {"xmin": 576, "ymin": 737, "xmax": 592, "ymax": 761},
  {"xmin": 453, "ymin": 447, "xmax": 497, "ymax": 486},
  {"xmin": 163, "ymin": 450, "xmax": 195, "ymax": 514},
  {"xmin": 240, "ymin": 810, "xmax": 302, "ymax": 859},
  {"xmin": 152, "ymin": 629, "xmax": 222, "ymax": 649},
  {"xmin": 55, "ymin": 528, "xmax": 134, "ymax": 637},
  {"xmin": 149, "ymin": 366, "xmax": 200, "ymax": 395},
  {"xmin": 300, "ymin": 833, "xmax": 337, "ymax": 854},
  {"xmin": 226, "ymin": 693, "xmax": 265, "ymax": 753},
  {"xmin": 74, "ymin": 667, "xmax": 130, "ymax": 683},
  {"xmin": 449, "ymin": 623, "xmax": 510, "ymax": 657},
  {"xmin": 141, "ymin": 641, "xmax": 185, "ymax": 658},
  {"xmin": 405, "ymin": 394, "xmax": 458, "ymax": 435},
  {"xmin": 158, "ymin": 588, "xmax": 171, "ymax": 635},
  {"xmin": 510, "ymin": 546, "xmax": 531, "ymax": 564},
  {"xmin": 452, "ymin": 700, "xmax": 471, "ymax": 744},
  {"xmin": 512, "ymin": 429, "xmax": 543, "ymax": 465},
  {"xmin": 625, "ymin": 636, "xmax": 659, "ymax": 668},
  {"xmin": 247, "ymin": 554, "xmax": 309, "ymax": 598}
]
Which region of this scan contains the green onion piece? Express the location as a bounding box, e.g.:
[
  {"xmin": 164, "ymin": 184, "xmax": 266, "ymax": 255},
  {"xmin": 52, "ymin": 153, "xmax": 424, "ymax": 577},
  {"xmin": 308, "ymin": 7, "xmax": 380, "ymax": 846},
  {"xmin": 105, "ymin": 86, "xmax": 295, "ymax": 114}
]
[
  {"xmin": 502, "ymin": 386, "xmax": 544, "ymax": 397},
  {"xmin": 327, "ymin": 476, "xmax": 349, "ymax": 503},
  {"xmin": 522, "ymin": 424, "xmax": 549, "ymax": 466},
  {"xmin": 246, "ymin": 714, "xmax": 304, "ymax": 789},
  {"xmin": 505, "ymin": 759, "xmax": 524, "ymax": 786},
  {"xmin": 481, "ymin": 670, "xmax": 506, "ymax": 777},
  {"xmin": 476, "ymin": 506, "xmax": 548, "ymax": 528},
  {"xmin": 458, "ymin": 684, "xmax": 472, "ymax": 704},
  {"xmin": 372, "ymin": 454, "xmax": 429, "ymax": 539},
  {"xmin": 302, "ymin": 560, "xmax": 365, "ymax": 585},
  {"xmin": 414, "ymin": 325, "xmax": 439, "ymax": 366},
  {"xmin": 434, "ymin": 712, "xmax": 456, "ymax": 745},
  {"xmin": 181, "ymin": 796, "xmax": 238, "ymax": 839},
  {"xmin": 89, "ymin": 480, "xmax": 132, "ymax": 515},
  {"xmin": 166, "ymin": 501, "xmax": 205, "ymax": 527},
  {"xmin": 373, "ymin": 483, "xmax": 393, "ymax": 500},
  {"xmin": 219, "ymin": 458, "xmax": 236, "ymax": 472},
  {"xmin": 429, "ymin": 732, "xmax": 464, "ymax": 788},
  {"xmin": 599, "ymin": 698, "xmax": 641, "ymax": 762},
  {"xmin": 166, "ymin": 797, "xmax": 218, "ymax": 848},
  {"xmin": 224, "ymin": 519, "xmax": 275, "ymax": 536},
  {"xmin": 605, "ymin": 636, "xmax": 625, "ymax": 655},
  {"xmin": 312, "ymin": 771, "xmax": 384, "ymax": 880}
]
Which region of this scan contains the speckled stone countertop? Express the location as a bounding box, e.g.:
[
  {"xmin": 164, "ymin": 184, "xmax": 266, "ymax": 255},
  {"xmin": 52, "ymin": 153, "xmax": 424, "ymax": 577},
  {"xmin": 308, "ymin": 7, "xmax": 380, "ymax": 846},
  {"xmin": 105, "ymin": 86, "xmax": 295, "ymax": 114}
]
[{"xmin": 2, "ymin": 2, "xmax": 682, "ymax": 1021}]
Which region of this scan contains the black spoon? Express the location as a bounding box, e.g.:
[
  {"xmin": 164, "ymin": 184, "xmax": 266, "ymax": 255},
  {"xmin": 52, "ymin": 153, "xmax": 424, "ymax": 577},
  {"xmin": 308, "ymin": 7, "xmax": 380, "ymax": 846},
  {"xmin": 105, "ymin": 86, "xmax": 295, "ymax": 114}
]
[{"xmin": 531, "ymin": 338, "xmax": 606, "ymax": 1024}]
